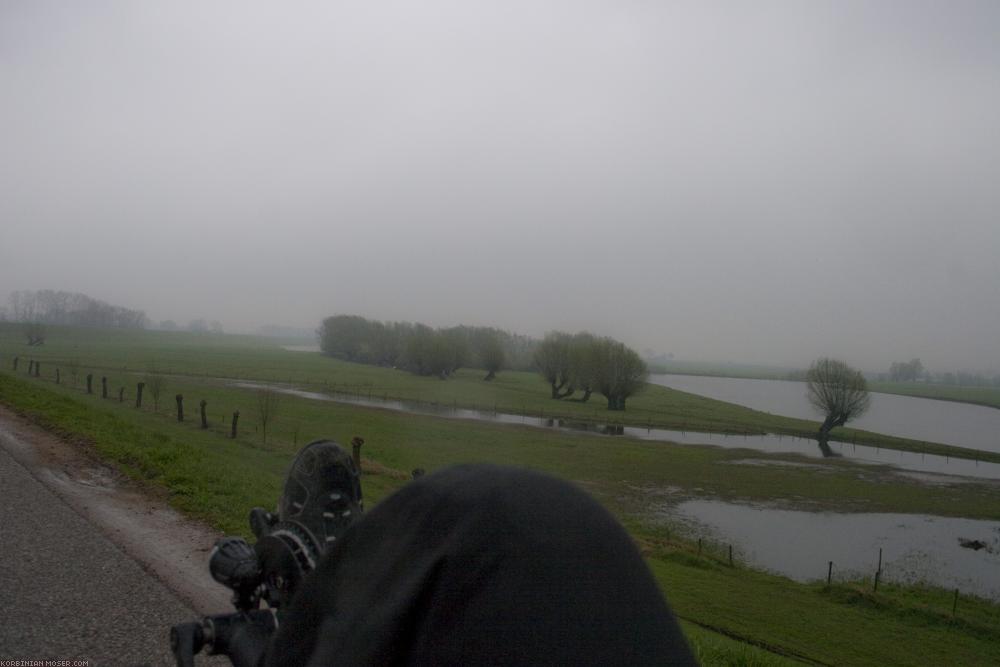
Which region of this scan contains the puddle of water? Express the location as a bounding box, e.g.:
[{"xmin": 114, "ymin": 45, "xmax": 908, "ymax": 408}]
[
  {"xmin": 667, "ymin": 500, "xmax": 1000, "ymax": 599},
  {"xmin": 230, "ymin": 382, "xmax": 1000, "ymax": 481},
  {"xmin": 282, "ymin": 345, "xmax": 321, "ymax": 353}
]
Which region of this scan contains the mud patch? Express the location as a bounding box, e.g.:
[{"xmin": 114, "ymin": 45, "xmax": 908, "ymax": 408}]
[
  {"xmin": 724, "ymin": 458, "xmax": 831, "ymax": 472},
  {"xmin": 626, "ymin": 483, "xmax": 684, "ymax": 497},
  {"xmin": 893, "ymin": 470, "xmax": 994, "ymax": 487}
]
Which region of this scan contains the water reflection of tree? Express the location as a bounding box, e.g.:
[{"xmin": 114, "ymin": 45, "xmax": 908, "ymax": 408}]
[{"xmin": 816, "ymin": 438, "xmax": 841, "ymax": 458}]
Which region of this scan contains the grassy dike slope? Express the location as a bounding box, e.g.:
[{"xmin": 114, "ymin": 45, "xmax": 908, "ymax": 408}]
[
  {"xmin": 869, "ymin": 381, "xmax": 1000, "ymax": 411},
  {"xmin": 2, "ymin": 370, "xmax": 999, "ymax": 666},
  {"xmin": 0, "ymin": 323, "xmax": 994, "ymax": 463}
]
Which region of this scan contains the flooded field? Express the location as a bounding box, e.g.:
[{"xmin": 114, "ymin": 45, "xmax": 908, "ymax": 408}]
[{"xmin": 666, "ymin": 499, "xmax": 1000, "ymax": 599}]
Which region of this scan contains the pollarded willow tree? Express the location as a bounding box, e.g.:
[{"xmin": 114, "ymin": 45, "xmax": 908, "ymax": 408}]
[
  {"xmin": 478, "ymin": 333, "xmax": 506, "ymax": 381},
  {"xmin": 592, "ymin": 338, "xmax": 648, "ymax": 411},
  {"xmin": 806, "ymin": 358, "xmax": 871, "ymax": 440},
  {"xmin": 566, "ymin": 332, "xmax": 598, "ymax": 402},
  {"xmin": 534, "ymin": 332, "xmax": 575, "ymax": 398},
  {"xmin": 536, "ymin": 332, "xmax": 647, "ymax": 409}
]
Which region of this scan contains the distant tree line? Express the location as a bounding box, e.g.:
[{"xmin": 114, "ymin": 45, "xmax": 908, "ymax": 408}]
[
  {"xmin": 884, "ymin": 357, "xmax": 1000, "ymax": 388},
  {"xmin": 157, "ymin": 318, "xmax": 224, "ymax": 334},
  {"xmin": 534, "ymin": 331, "xmax": 648, "ymax": 411},
  {"xmin": 6, "ymin": 290, "xmax": 148, "ymax": 330},
  {"xmin": 317, "ymin": 315, "xmax": 535, "ymax": 380},
  {"xmin": 935, "ymin": 371, "xmax": 1000, "ymax": 388},
  {"xmin": 888, "ymin": 358, "xmax": 924, "ymax": 382}
]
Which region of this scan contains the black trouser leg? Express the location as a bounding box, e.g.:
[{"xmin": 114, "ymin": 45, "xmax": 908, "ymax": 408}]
[{"xmin": 267, "ymin": 465, "xmax": 695, "ymax": 666}]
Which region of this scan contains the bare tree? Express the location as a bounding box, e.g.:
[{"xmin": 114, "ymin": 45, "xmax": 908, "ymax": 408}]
[
  {"xmin": 255, "ymin": 388, "xmax": 282, "ymax": 445},
  {"xmin": 66, "ymin": 358, "xmax": 80, "ymax": 387},
  {"xmin": 145, "ymin": 370, "xmax": 166, "ymax": 412},
  {"xmin": 807, "ymin": 358, "xmax": 871, "ymax": 440},
  {"xmin": 9, "ymin": 291, "xmax": 36, "ymax": 322}
]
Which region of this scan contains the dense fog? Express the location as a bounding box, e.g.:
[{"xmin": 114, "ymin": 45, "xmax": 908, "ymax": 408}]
[{"xmin": 2, "ymin": 1, "xmax": 998, "ymax": 372}]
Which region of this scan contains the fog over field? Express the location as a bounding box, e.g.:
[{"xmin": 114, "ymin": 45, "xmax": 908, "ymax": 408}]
[{"xmin": 2, "ymin": 1, "xmax": 998, "ymax": 371}]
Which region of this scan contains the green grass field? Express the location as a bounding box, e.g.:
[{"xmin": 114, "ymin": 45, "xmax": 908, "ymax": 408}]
[
  {"xmin": 870, "ymin": 381, "xmax": 1000, "ymax": 411},
  {"xmin": 2, "ymin": 324, "xmax": 1000, "ymax": 665},
  {"xmin": 1, "ymin": 323, "xmax": 992, "ymax": 463},
  {"xmin": 647, "ymin": 360, "xmax": 799, "ymax": 381}
]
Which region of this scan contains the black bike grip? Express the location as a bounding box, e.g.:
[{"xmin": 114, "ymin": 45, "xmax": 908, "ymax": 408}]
[{"xmin": 170, "ymin": 622, "xmax": 205, "ymax": 667}]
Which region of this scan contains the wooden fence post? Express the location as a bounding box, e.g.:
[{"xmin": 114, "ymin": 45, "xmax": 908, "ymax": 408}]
[
  {"xmin": 136, "ymin": 382, "xmax": 145, "ymax": 408},
  {"xmin": 231, "ymin": 411, "xmax": 240, "ymax": 439},
  {"xmin": 86, "ymin": 374, "xmax": 93, "ymax": 394},
  {"xmin": 101, "ymin": 376, "xmax": 108, "ymax": 399},
  {"xmin": 351, "ymin": 436, "xmax": 364, "ymax": 470},
  {"xmin": 175, "ymin": 394, "xmax": 184, "ymax": 422},
  {"xmin": 200, "ymin": 400, "xmax": 208, "ymax": 429}
]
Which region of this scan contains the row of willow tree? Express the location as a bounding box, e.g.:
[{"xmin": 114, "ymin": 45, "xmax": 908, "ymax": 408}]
[
  {"xmin": 533, "ymin": 332, "xmax": 648, "ymax": 410},
  {"xmin": 318, "ymin": 315, "xmax": 649, "ymax": 411},
  {"xmin": 317, "ymin": 315, "xmax": 535, "ymax": 380}
]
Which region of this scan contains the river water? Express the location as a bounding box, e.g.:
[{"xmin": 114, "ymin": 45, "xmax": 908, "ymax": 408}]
[{"xmin": 650, "ymin": 374, "xmax": 1000, "ymax": 454}]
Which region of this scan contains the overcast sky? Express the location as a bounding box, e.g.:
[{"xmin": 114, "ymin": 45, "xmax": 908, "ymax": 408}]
[{"xmin": 2, "ymin": 1, "xmax": 998, "ymax": 372}]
